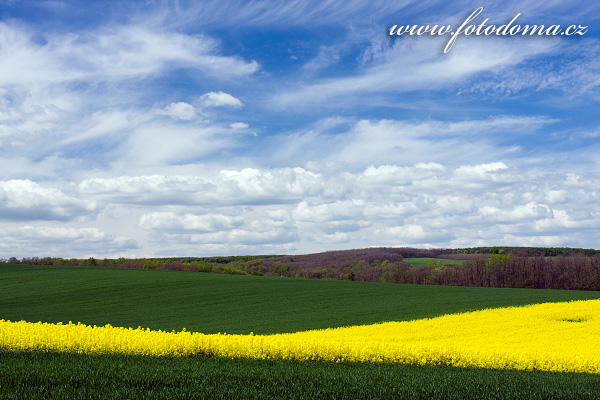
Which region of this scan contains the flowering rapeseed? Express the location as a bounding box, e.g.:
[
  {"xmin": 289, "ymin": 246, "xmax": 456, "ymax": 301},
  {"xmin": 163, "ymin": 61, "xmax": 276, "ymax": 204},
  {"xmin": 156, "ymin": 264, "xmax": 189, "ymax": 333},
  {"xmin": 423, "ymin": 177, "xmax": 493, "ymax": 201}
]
[{"xmin": 1, "ymin": 299, "xmax": 599, "ymax": 373}]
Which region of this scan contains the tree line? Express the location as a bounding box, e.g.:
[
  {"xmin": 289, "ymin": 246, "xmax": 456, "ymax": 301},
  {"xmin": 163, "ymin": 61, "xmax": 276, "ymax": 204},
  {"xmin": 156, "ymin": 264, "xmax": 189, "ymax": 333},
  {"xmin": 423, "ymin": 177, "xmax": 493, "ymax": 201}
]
[{"xmin": 3, "ymin": 247, "xmax": 600, "ymax": 291}]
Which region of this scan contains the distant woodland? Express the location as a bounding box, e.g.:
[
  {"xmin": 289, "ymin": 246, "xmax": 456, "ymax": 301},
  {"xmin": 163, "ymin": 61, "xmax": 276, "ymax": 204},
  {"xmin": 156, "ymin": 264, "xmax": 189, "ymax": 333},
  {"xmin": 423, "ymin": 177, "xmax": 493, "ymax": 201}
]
[{"xmin": 3, "ymin": 246, "xmax": 600, "ymax": 291}]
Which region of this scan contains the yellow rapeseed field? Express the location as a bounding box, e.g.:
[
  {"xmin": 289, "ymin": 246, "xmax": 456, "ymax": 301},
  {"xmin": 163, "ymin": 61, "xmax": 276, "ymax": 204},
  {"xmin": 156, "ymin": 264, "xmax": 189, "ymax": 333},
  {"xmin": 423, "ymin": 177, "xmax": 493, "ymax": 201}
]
[{"xmin": 1, "ymin": 299, "xmax": 599, "ymax": 373}]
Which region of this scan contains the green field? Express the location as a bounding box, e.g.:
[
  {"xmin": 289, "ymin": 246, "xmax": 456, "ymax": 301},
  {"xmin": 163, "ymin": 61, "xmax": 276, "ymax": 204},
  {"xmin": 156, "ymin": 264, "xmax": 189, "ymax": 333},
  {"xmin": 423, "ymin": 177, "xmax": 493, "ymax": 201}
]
[
  {"xmin": 403, "ymin": 257, "xmax": 465, "ymax": 267},
  {"xmin": 2, "ymin": 263, "xmax": 599, "ymax": 334},
  {"xmin": 3, "ymin": 350, "xmax": 600, "ymax": 400},
  {"xmin": 2, "ymin": 263, "xmax": 600, "ymax": 399}
]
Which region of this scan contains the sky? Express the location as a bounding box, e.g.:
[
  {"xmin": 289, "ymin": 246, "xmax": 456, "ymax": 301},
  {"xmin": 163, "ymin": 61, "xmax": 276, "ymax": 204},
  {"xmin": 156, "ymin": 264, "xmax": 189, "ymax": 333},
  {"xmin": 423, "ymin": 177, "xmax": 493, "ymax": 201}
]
[{"xmin": 0, "ymin": 0, "xmax": 599, "ymax": 258}]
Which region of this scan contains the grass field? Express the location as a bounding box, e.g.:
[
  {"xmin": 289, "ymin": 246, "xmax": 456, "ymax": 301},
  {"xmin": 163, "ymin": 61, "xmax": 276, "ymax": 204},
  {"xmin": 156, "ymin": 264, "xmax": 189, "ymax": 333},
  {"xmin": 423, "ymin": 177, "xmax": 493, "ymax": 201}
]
[
  {"xmin": 2, "ymin": 263, "xmax": 599, "ymax": 334},
  {"xmin": 3, "ymin": 350, "xmax": 600, "ymax": 400},
  {"xmin": 2, "ymin": 263, "xmax": 600, "ymax": 399},
  {"xmin": 403, "ymin": 257, "xmax": 465, "ymax": 267}
]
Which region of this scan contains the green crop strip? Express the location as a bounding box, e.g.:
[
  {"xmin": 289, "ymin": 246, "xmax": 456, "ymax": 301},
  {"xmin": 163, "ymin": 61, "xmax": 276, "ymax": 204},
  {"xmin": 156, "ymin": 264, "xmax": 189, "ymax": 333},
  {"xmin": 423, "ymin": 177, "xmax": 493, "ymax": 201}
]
[
  {"xmin": 2, "ymin": 351, "xmax": 600, "ymax": 400},
  {"xmin": 2, "ymin": 264, "xmax": 599, "ymax": 334}
]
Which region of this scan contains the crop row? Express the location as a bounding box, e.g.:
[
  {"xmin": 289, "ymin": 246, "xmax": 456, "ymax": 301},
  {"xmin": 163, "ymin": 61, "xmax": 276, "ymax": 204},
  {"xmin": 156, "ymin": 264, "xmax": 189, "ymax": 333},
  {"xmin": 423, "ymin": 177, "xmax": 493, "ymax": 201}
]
[{"xmin": 2, "ymin": 300, "xmax": 599, "ymax": 373}]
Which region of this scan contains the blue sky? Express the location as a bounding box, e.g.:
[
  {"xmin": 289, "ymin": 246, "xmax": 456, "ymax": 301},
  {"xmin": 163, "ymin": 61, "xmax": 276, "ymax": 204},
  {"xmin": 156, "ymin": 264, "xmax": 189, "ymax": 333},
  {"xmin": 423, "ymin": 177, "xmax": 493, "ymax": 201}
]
[{"xmin": 0, "ymin": 0, "xmax": 599, "ymax": 258}]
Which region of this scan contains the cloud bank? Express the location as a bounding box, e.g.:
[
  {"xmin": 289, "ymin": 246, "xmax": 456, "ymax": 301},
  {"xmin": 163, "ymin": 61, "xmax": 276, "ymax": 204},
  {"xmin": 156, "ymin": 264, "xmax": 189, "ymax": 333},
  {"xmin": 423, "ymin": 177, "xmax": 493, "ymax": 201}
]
[{"xmin": 0, "ymin": 1, "xmax": 598, "ymax": 257}]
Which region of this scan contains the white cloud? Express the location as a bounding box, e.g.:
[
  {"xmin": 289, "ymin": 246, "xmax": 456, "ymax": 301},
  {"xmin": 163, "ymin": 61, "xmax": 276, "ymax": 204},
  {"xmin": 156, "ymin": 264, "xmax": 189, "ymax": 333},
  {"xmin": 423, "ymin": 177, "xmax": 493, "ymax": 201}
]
[
  {"xmin": 162, "ymin": 0, "xmax": 423, "ymax": 28},
  {"xmin": 199, "ymin": 91, "xmax": 243, "ymax": 108},
  {"xmin": 0, "ymin": 179, "xmax": 97, "ymax": 221},
  {"xmin": 0, "ymin": 225, "xmax": 138, "ymax": 258},
  {"xmin": 218, "ymin": 167, "xmax": 328, "ymax": 203},
  {"xmin": 0, "ymin": 22, "xmax": 259, "ymax": 88},
  {"xmin": 229, "ymin": 122, "xmax": 249, "ymax": 129},
  {"xmin": 455, "ymin": 162, "xmax": 509, "ymax": 176},
  {"xmin": 477, "ymin": 202, "xmax": 553, "ymax": 223},
  {"xmin": 271, "ymin": 36, "xmax": 559, "ymax": 110},
  {"xmin": 139, "ymin": 212, "xmax": 242, "ymax": 232},
  {"xmin": 460, "ymin": 40, "xmax": 600, "ymax": 98},
  {"xmin": 188, "ymin": 227, "xmax": 298, "ymax": 245},
  {"xmin": 543, "ymin": 189, "xmax": 568, "ymax": 204},
  {"xmin": 268, "ymin": 116, "xmax": 557, "ymax": 170},
  {"xmin": 313, "ymin": 231, "xmax": 350, "ymax": 244},
  {"xmin": 79, "ymin": 175, "xmax": 212, "ymax": 196},
  {"xmin": 0, "ymin": 85, "xmax": 78, "ymax": 158},
  {"xmin": 0, "ymin": 20, "xmax": 259, "ymax": 180},
  {"xmin": 78, "ymin": 167, "xmax": 327, "ymax": 206},
  {"xmin": 1, "ymin": 161, "xmax": 600, "ymax": 257},
  {"xmin": 121, "ymin": 124, "xmax": 234, "ymax": 166},
  {"xmin": 532, "ymin": 209, "xmax": 583, "ymax": 232},
  {"xmin": 293, "ymin": 200, "xmax": 366, "ymax": 222},
  {"xmin": 383, "ymin": 225, "xmax": 427, "ymax": 240},
  {"xmin": 157, "ymin": 102, "xmax": 196, "ymax": 120}
]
